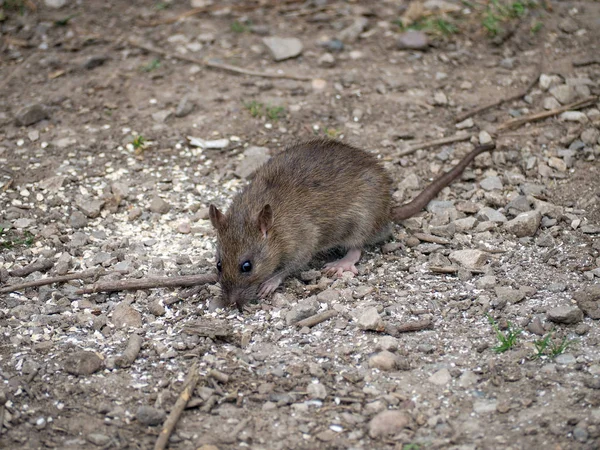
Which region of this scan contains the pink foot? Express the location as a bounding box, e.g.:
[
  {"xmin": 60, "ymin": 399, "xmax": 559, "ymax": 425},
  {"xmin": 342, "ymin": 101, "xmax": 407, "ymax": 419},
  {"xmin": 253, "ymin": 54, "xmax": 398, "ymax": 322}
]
[
  {"xmin": 258, "ymin": 275, "xmax": 283, "ymax": 298},
  {"xmin": 323, "ymin": 248, "xmax": 361, "ymax": 278}
]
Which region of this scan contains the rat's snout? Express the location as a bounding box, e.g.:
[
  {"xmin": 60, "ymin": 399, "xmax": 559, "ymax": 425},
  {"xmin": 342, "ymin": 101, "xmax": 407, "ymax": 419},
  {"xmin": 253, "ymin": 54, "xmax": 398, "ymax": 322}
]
[{"xmin": 219, "ymin": 283, "xmax": 259, "ymax": 312}]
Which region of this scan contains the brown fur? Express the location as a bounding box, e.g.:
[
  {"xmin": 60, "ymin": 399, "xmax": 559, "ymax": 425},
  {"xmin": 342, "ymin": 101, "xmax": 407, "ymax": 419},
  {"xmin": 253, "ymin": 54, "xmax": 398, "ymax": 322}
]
[{"xmin": 209, "ymin": 139, "xmax": 494, "ymax": 310}]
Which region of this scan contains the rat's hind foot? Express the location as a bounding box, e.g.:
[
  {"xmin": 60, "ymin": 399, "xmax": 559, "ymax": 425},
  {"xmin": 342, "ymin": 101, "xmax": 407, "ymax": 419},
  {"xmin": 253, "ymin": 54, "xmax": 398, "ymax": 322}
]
[
  {"xmin": 323, "ymin": 248, "xmax": 361, "ymax": 278},
  {"xmin": 258, "ymin": 275, "xmax": 283, "ymax": 298}
]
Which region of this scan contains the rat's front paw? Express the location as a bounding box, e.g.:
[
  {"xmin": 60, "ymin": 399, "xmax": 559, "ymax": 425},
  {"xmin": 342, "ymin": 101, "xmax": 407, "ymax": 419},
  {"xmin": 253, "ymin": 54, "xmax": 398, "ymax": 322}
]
[{"xmin": 258, "ymin": 275, "xmax": 282, "ymax": 298}]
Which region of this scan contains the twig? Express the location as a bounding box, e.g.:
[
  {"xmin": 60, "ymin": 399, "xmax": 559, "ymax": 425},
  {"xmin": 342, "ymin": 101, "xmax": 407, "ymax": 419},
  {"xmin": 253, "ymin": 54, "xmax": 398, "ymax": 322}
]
[
  {"xmin": 295, "ymin": 310, "xmax": 338, "ymax": 328},
  {"xmin": 0, "ymin": 269, "xmax": 106, "ymax": 293},
  {"xmin": 429, "ymin": 266, "xmax": 459, "ymax": 274},
  {"xmin": 76, "ymin": 273, "xmax": 217, "ymax": 294},
  {"xmin": 208, "ymin": 369, "xmax": 229, "ymax": 384},
  {"xmin": 456, "ymin": 54, "xmax": 543, "ymax": 123},
  {"xmin": 154, "ymin": 363, "xmax": 200, "ymax": 450},
  {"xmin": 9, "ymin": 259, "xmax": 54, "ymax": 277},
  {"xmin": 573, "ymin": 57, "xmax": 600, "ymax": 67},
  {"xmin": 386, "ymin": 318, "xmax": 434, "ymax": 336},
  {"xmin": 126, "ymin": 37, "xmax": 314, "ymax": 81},
  {"xmin": 115, "ymin": 334, "xmax": 143, "ymax": 368},
  {"xmin": 497, "ymin": 96, "xmax": 597, "ymax": 131},
  {"xmin": 143, "ymin": 6, "xmax": 207, "ymax": 26},
  {"xmin": 397, "ymin": 134, "xmax": 475, "ymax": 158}
]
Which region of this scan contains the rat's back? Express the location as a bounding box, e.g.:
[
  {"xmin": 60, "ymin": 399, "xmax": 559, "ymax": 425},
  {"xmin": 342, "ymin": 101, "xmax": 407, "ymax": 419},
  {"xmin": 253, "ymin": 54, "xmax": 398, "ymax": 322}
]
[{"xmin": 236, "ymin": 139, "xmax": 392, "ymax": 251}]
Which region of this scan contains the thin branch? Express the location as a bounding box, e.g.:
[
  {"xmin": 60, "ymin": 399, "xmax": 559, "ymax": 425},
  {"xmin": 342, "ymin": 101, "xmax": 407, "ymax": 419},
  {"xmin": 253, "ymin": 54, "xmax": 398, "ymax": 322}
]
[
  {"xmin": 497, "ymin": 96, "xmax": 597, "ymax": 131},
  {"xmin": 126, "ymin": 38, "xmax": 314, "ymax": 81},
  {"xmin": 0, "ymin": 269, "xmax": 106, "ymax": 294},
  {"xmin": 154, "ymin": 363, "xmax": 200, "ymax": 450},
  {"xmin": 455, "ymin": 53, "xmax": 543, "ymax": 123},
  {"xmin": 115, "ymin": 334, "xmax": 143, "ymax": 368},
  {"xmin": 76, "ymin": 273, "xmax": 217, "ymax": 294},
  {"xmin": 9, "ymin": 259, "xmax": 54, "ymax": 277},
  {"xmin": 295, "ymin": 310, "xmax": 338, "ymax": 328},
  {"xmin": 397, "ymin": 134, "xmax": 475, "ymax": 158}
]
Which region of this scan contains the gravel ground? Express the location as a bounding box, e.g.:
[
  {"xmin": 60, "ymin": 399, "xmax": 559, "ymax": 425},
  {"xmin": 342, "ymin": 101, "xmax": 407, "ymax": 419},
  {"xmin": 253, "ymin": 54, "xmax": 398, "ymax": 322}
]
[{"xmin": 1, "ymin": 0, "xmax": 599, "ymax": 449}]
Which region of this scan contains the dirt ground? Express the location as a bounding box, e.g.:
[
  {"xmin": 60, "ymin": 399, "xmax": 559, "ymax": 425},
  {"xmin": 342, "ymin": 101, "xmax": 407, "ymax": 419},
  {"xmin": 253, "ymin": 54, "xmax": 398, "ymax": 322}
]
[{"xmin": 1, "ymin": 0, "xmax": 600, "ymax": 449}]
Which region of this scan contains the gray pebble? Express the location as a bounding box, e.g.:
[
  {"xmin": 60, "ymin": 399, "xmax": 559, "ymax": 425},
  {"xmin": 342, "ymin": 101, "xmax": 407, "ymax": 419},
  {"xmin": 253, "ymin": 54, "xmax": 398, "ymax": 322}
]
[
  {"xmin": 396, "ymin": 30, "xmax": 428, "ymax": 50},
  {"xmin": 368, "ymin": 410, "xmax": 410, "ymax": 438},
  {"xmin": 547, "ymin": 306, "xmax": 583, "ymax": 324},
  {"xmin": 504, "ymin": 211, "xmax": 541, "ymax": 237},
  {"xmin": 368, "ymin": 351, "xmax": 399, "ymax": 371},
  {"xmin": 111, "ymin": 303, "xmax": 143, "ymax": 329},
  {"xmin": 549, "ymin": 85, "xmax": 577, "ymax": 105},
  {"xmin": 15, "ymin": 103, "xmax": 49, "ymax": 126},
  {"xmin": 83, "ymin": 55, "xmax": 109, "ymax": 70},
  {"xmin": 136, "ymin": 405, "xmax": 166, "ymax": 426},
  {"xmin": 175, "ymin": 95, "xmax": 194, "ymax": 118},
  {"xmin": 64, "ymin": 351, "xmax": 104, "ymax": 375},
  {"xmin": 285, "ymin": 296, "xmax": 319, "ymax": 325},
  {"xmin": 235, "ymin": 146, "xmax": 270, "ymax": 179},
  {"xmin": 262, "ymin": 36, "xmax": 303, "ymax": 61},
  {"xmin": 77, "ymin": 198, "xmax": 104, "ymax": 218},
  {"xmin": 69, "ymin": 210, "xmax": 88, "ymax": 229},
  {"xmin": 480, "ymin": 176, "xmax": 503, "ymax": 191},
  {"xmin": 149, "ymin": 196, "xmax": 171, "ymax": 214},
  {"xmin": 477, "ymin": 207, "xmax": 507, "ymax": 223},
  {"xmin": 87, "ymin": 433, "xmax": 111, "ymax": 446},
  {"xmin": 357, "ymin": 307, "xmax": 384, "ymax": 331}
]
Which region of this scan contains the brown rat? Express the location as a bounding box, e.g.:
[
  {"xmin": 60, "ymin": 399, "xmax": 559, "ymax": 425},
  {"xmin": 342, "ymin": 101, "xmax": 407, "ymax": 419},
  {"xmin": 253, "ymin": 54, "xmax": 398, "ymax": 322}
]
[{"xmin": 209, "ymin": 138, "xmax": 494, "ymax": 311}]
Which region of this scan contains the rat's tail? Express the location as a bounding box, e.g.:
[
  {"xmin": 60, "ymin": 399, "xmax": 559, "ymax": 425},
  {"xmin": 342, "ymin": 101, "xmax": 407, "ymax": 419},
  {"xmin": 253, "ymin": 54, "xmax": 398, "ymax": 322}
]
[{"xmin": 392, "ymin": 142, "xmax": 496, "ymax": 221}]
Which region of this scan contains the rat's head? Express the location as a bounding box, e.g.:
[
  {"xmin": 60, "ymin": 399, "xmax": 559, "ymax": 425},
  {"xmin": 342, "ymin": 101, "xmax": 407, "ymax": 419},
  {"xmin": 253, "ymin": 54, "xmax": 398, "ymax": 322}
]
[{"xmin": 209, "ymin": 203, "xmax": 277, "ymax": 311}]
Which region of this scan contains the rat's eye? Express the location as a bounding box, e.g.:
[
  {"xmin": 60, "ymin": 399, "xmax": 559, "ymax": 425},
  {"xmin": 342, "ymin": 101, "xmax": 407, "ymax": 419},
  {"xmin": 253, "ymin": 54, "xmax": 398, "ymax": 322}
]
[
  {"xmin": 216, "ymin": 261, "xmax": 222, "ymax": 272},
  {"xmin": 240, "ymin": 261, "xmax": 252, "ymax": 273}
]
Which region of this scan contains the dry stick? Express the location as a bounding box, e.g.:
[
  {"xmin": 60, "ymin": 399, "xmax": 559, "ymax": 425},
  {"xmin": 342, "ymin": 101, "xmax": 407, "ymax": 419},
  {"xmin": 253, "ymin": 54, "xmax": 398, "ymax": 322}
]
[
  {"xmin": 127, "ymin": 38, "xmax": 314, "ymax": 81},
  {"xmin": 295, "ymin": 310, "xmax": 338, "ymax": 328},
  {"xmin": 154, "ymin": 364, "xmax": 200, "ymax": 450},
  {"xmin": 396, "ymin": 318, "xmax": 433, "ymax": 333},
  {"xmin": 455, "ymin": 60, "xmax": 543, "ymax": 123},
  {"xmin": 397, "ymin": 134, "xmax": 475, "ymax": 158},
  {"xmin": 9, "ymin": 259, "xmax": 54, "ymax": 277},
  {"xmin": 208, "ymin": 369, "xmax": 229, "ymax": 384},
  {"xmin": 76, "ymin": 273, "xmax": 217, "ymax": 294},
  {"xmin": 497, "ymin": 96, "xmax": 598, "ymax": 131},
  {"xmin": 573, "ymin": 57, "xmax": 600, "ymax": 67},
  {"xmin": 115, "ymin": 334, "xmax": 143, "ymax": 368},
  {"xmin": 0, "ymin": 269, "xmax": 106, "ymax": 294}
]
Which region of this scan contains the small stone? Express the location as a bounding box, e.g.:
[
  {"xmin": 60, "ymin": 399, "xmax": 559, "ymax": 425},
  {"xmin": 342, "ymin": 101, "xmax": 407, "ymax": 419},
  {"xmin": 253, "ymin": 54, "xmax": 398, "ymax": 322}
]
[
  {"xmin": 285, "ymin": 296, "xmax": 319, "ymax": 325},
  {"xmin": 479, "ymin": 130, "xmax": 493, "ymax": 145},
  {"xmin": 458, "ymin": 370, "xmax": 479, "ymax": 387},
  {"xmin": 111, "ymin": 303, "xmax": 143, "ymax": 329},
  {"xmin": 64, "ymin": 351, "xmax": 104, "ymax": 376},
  {"xmin": 152, "ymin": 110, "xmax": 172, "ymax": 123},
  {"xmin": 338, "ymin": 17, "xmax": 368, "ymax": 43},
  {"xmin": 129, "ymin": 207, "xmax": 142, "ymax": 221},
  {"xmin": 306, "ymin": 382, "xmax": 327, "ymax": 400},
  {"xmin": 558, "ymin": 17, "xmax": 579, "ymax": 34},
  {"xmin": 69, "ymin": 210, "xmax": 88, "ymax": 229},
  {"xmin": 449, "ymin": 250, "xmax": 489, "ymax": 269},
  {"xmin": 382, "ymin": 242, "xmax": 402, "ymax": 253},
  {"xmin": 136, "ymin": 406, "xmax": 166, "ymax": 426},
  {"xmin": 15, "ymin": 103, "xmax": 49, "ymax": 126},
  {"xmin": 299, "ymin": 269, "xmax": 320, "ymax": 282},
  {"xmin": 87, "ymin": 433, "xmax": 111, "ymax": 446},
  {"xmin": 480, "ymin": 176, "xmax": 503, "ymax": 191},
  {"xmin": 396, "ymin": 30, "xmax": 429, "ymax": 50},
  {"xmin": 235, "ymin": 146, "xmax": 270, "ymax": 179},
  {"xmin": 429, "ymin": 368, "xmax": 451, "ymax": 385},
  {"xmin": 77, "ymin": 198, "xmax": 104, "ymax": 218},
  {"xmin": 504, "ymin": 211, "xmax": 541, "ymax": 237},
  {"xmin": 433, "ymin": 91, "xmax": 448, "ymax": 106},
  {"xmin": 357, "ymin": 307, "xmax": 385, "ymax": 331},
  {"xmin": 543, "ymin": 96, "xmax": 561, "ymax": 110},
  {"xmin": 495, "ymin": 286, "xmax": 526, "ymax": 304},
  {"xmin": 318, "ymin": 53, "xmax": 336, "ymax": 68},
  {"xmin": 473, "ymin": 399, "xmax": 497, "ymax": 414},
  {"xmin": 550, "ymin": 85, "xmax": 577, "ymax": 104},
  {"xmin": 375, "ymin": 336, "xmax": 399, "ymax": 352},
  {"xmin": 456, "ymin": 118, "xmax": 474, "ymax": 129},
  {"xmin": 262, "ymin": 37, "xmax": 303, "ymax": 61},
  {"xmin": 175, "ymin": 95, "xmax": 194, "ymax": 118},
  {"xmin": 148, "ymin": 300, "xmax": 166, "ymax": 317},
  {"xmin": 368, "ymin": 410, "xmax": 410, "ymax": 438},
  {"xmin": 546, "ymin": 306, "xmax": 583, "ymax": 324},
  {"xmin": 573, "ymin": 426, "xmax": 589, "ymax": 443},
  {"xmin": 539, "ymin": 74, "xmax": 562, "ymax": 90},
  {"xmin": 316, "ymin": 288, "xmax": 340, "ymax": 303},
  {"xmin": 580, "ymin": 128, "xmax": 600, "ymax": 145},
  {"xmin": 476, "ymin": 275, "xmax": 497, "ymax": 289},
  {"xmin": 83, "ymin": 55, "xmax": 109, "ymax": 70},
  {"xmin": 548, "ymin": 157, "xmax": 567, "ymax": 172},
  {"xmin": 477, "ymin": 207, "xmax": 507, "ymax": 223},
  {"xmin": 560, "ymin": 111, "xmax": 588, "ymax": 123},
  {"xmin": 353, "ymin": 285, "xmax": 374, "ymax": 299},
  {"xmin": 368, "ymin": 351, "xmax": 399, "ymax": 371},
  {"xmin": 149, "ymin": 196, "xmax": 171, "ymax": 214},
  {"xmin": 573, "ymin": 286, "xmax": 600, "ymax": 319}
]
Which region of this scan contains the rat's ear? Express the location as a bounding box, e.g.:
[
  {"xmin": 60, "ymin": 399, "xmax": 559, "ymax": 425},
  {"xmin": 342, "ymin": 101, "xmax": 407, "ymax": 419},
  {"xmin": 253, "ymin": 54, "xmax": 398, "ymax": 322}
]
[
  {"xmin": 257, "ymin": 204, "xmax": 273, "ymax": 237},
  {"xmin": 209, "ymin": 204, "xmax": 225, "ymax": 230}
]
